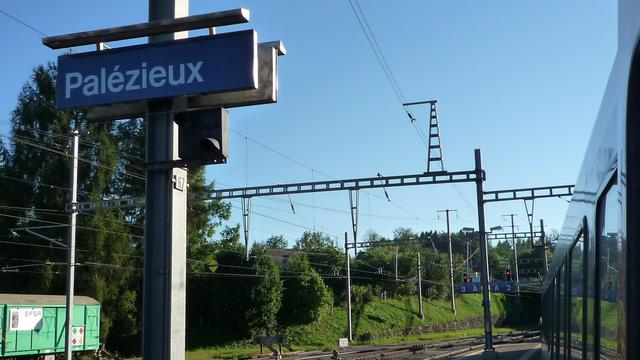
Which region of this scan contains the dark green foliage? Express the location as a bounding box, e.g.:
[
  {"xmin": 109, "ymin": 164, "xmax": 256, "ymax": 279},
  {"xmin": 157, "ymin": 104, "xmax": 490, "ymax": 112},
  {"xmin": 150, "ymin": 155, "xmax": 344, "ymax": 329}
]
[
  {"xmin": 265, "ymin": 234, "xmax": 288, "ymax": 249},
  {"xmin": 350, "ymin": 284, "xmax": 374, "ymax": 309},
  {"xmin": 185, "ymin": 167, "xmax": 231, "ymax": 276},
  {"xmin": 247, "ymin": 255, "xmax": 282, "ymax": 336},
  {"xmin": 279, "ymin": 254, "xmax": 332, "ymax": 325},
  {"xmin": 293, "ymin": 231, "xmax": 343, "ymax": 300}
]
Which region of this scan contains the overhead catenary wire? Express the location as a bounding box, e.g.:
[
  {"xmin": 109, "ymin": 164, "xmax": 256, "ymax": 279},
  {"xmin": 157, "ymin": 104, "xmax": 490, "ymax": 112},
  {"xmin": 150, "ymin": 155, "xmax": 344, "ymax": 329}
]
[
  {"xmin": 16, "ymin": 126, "xmax": 146, "ymax": 168},
  {"xmin": 9, "ymin": 130, "xmax": 146, "ymax": 179},
  {"xmin": 1, "ymin": 238, "xmax": 451, "ymax": 285},
  {"xmin": 0, "ymin": 256, "xmax": 425, "ymax": 283},
  {"xmin": 1, "ymin": 133, "xmax": 146, "ymax": 181},
  {"xmin": 227, "ymin": 122, "xmax": 443, "ymax": 232},
  {"xmin": 229, "ymin": 204, "xmax": 341, "ymax": 240},
  {"xmin": 0, "ymin": 8, "xmax": 48, "ymax": 37},
  {"xmin": 0, "ymin": 213, "xmax": 144, "ymax": 239},
  {"xmin": 0, "ymin": 191, "xmax": 468, "ymax": 278},
  {"xmin": 344, "ymin": 3, "xmax": 480, "ymax": 219},
  {"xmin": 0, "ymin": 205, "xmax": 144, "ymax": 232},
  {"xmin": 346, "ymin": 0, "xmax": 428, "ymax": 147}
]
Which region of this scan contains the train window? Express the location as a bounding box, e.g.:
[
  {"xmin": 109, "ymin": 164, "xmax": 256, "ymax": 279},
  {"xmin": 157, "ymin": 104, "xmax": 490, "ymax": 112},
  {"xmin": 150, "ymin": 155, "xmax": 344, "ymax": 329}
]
[
  {"xmin": 544, "ymin": 286, "xmax": 553, "ymax": 353},
  {"xmin": 569, "ymin": 231, "xmax": 584, "ymax": 360},
  {"xmin": 556, "ymin": 275, "xmax": 561, "ymax": 359},
  {"xmin": 551, "ymin": 277, "xmax": 557, "ymax": 357},
  {"xmin": 587, "ymin": 219, "xmax": 597, "ymax": 359},
  {"xmin": 559, "ymin": 263, "xmax": 567, "ymax": 359},
  {"xmin": 597, "ymin": 181, "xmax": 622, "ymax": 359}
]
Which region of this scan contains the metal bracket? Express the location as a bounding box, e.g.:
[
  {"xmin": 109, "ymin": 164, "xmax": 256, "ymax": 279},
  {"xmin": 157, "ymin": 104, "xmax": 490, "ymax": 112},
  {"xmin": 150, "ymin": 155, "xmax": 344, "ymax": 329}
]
[
  {"xmin": 42, "ymin": 9, "xmax": 251, "ymax": 49},
  {"xmin": 486, "ymin": 231, "xmax": 543, "ymax": 241},
  {"xmin": 145, "ymin": 160, "xmax": 190, "ymax": 171},
  {"xmin": 349, "ymin": 190, "xmax": 359, "ymax": 250},
  {"xmin": 242, "ymin": 197, "xmax": 252, "ymax": 260},
  {"xmin": 212, "ymin": 170, "xmax": 479, "ymax": 200},
  {"xmin": 523, "ymin": 199, "xmax": 535, "ymax": 244},
  {"xmin": 67, "ymin": 197, "xmax": 145, "ymax": 212},
  {"xmin": 483, "ymin": 185, "xmax": 574, "ymax": 203}
]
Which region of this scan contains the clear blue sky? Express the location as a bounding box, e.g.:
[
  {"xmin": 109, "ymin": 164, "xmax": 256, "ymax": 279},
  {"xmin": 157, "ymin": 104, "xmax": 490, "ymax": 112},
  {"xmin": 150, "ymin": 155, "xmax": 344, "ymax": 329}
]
[{"xmin": 0, "ymin": 1, "xmax": 617, "ymax": 247}]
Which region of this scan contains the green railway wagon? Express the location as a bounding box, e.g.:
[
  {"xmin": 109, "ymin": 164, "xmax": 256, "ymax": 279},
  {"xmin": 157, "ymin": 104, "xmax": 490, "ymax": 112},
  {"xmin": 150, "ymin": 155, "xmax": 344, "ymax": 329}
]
[{"xmin": 0, "ymin": 294, "xmax": 100, "ymax": 358}]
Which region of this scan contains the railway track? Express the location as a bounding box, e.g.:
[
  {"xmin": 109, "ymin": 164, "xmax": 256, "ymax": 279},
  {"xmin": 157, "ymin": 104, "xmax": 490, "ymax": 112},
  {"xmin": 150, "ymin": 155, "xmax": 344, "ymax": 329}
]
[{"xmin": 244, "ymin": 330, "xmax": 540, "ymax": 360}]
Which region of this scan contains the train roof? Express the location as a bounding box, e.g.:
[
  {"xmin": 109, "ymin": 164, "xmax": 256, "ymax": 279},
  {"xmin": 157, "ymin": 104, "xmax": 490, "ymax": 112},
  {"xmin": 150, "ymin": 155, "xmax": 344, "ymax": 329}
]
[{"xmin": 0, "ymin": 293, "xmax": 99, "ymax": 306}]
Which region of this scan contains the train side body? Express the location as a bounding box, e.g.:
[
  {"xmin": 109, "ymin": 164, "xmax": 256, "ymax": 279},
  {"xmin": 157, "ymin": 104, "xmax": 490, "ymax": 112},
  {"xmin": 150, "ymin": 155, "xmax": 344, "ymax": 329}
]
[
  {"xmin": 542, "ymin": 0, "xmax": 640, "ymax": 359},
  {"xmin": 0, "ymin": 294, "xmax": 100, "ymax": 357}
]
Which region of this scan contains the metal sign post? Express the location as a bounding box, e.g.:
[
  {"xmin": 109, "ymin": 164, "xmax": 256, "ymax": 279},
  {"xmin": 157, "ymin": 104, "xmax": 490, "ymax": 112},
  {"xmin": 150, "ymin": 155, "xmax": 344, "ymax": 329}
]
[
  {"xmin": 64, "ymin": 131, "xmax": 79, "ymax": 359},
  {"xmin": 142, "ymin": 2, "xmax": 189, "ymax": 359}
]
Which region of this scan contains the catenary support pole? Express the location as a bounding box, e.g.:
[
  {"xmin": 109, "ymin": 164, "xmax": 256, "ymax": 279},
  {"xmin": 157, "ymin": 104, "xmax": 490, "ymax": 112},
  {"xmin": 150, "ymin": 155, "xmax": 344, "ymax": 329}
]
[
  {"xmin": 394, "ymin": 245, "xmax": 398, "ymax": 282},
  {"xmin": 524, "ymin": 199, "xmax": 535, "ymax": 246},
  {"xmin": 540, "ymin": 219, "xmax": 548, "ymax": 274},
  {"xmin": 417, "ymin": 253, "xmax": 424, "ymax": 319},
  {"xmin": 64, "ymin": 130, "xmax": 79, "ymax": 359},
  {"xmin": 345, "ymin": 232, "xmax": 353, "ymax": 341},
  {"xmin": 466, "ymin": 239, "xmax": 470, "ymax": 275},
  {"xmin": 242, "ymin": 197, "xmax": 252, "ymax": 260},
  {"xmin": 349, "ymin": 189, "xmax": 359, "ymax": 249},
  {"xmin": 440, "ymin": 209, "xmax": 457, "ymax": 314},
  {"xmin": 143, "ymin": 0, "xmax": 188, "ymax": 358},
  {"xmin": 507, "ymin": 214, "xmax": 520, "ymax": 294},
  {"xmin": 474, "ymin": 149, "xmax": 494, "ymax": 352}
]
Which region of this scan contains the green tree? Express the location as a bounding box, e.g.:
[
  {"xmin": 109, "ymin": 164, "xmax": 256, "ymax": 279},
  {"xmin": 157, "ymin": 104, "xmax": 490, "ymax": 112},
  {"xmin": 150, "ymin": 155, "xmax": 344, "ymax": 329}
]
[
  {"xmin": 186, "ymin": 167, "xmax": 230, "ymax": 272},
  {"xmin": 279, "ymin": 254, "xmax": 332, "ymax": 325},
  {"xmin": 265, "ymin": 234, "xmax": 288, "ymax": 249},
  {"xmin": 293, "ymin": 231, "xmax": 342, "ymax": 301},
  {"xmin": 247, "ymin": 255, "xmax": 282, "ymax": 336}
]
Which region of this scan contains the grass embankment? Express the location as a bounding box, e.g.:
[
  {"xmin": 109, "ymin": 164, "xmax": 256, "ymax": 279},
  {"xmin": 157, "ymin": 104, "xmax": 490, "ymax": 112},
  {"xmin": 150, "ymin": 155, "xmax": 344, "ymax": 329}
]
[{"xmin": 186, "ymin": 294, "xmax": 534, "ymax": 359}]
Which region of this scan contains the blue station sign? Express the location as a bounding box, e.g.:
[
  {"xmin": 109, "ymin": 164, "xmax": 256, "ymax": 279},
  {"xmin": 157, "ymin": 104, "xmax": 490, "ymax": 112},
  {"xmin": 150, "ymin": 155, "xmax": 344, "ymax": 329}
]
[
  {"xmin": 56, "ymin": 30, "xmax": 257, "ymax": 109},
  {"xmin": 458, "ymin": 281, "xmax": 517, "ymax": 294},
  {"xmin": 458, "ymin": 282, "xmax": 482, "ymax": 294},
  {"xmin": 490, "ymin": 280, "xmax": 516, "ymax": 293}
]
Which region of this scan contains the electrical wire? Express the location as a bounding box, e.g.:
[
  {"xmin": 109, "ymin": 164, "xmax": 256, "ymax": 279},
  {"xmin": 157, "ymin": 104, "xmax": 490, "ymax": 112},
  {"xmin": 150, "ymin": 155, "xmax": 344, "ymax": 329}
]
[
  {"xmin": 0, "ymin": 8, "xmax": 48, "ymax": 37},
  {"xmin": 0, "ymin": 213, "xmax": 143, "ymax": 239},
  {"xmin": 225, "ymin": 128, "xmax": 440, "ymax": 231},
  {"xmin": 0, "ymin": 204, "xmax": 144, "ymax": 232},
  {"xmin": 346, "ymin": 0, "xmax": 428, "ymax": 147},
  {"xmin": 1, "ymin": 133, "xmax": 146, "ymax": 181}
]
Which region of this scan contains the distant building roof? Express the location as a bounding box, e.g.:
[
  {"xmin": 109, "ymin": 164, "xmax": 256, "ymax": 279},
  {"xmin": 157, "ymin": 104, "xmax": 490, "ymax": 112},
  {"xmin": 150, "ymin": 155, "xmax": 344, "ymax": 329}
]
[
  {"xmin": 266, "ymin": 248, "xmax": 299, "ymax": 267},
  {"xmin": 0, "ymin": 294, "xmax": 99, "ymax": 306}
]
